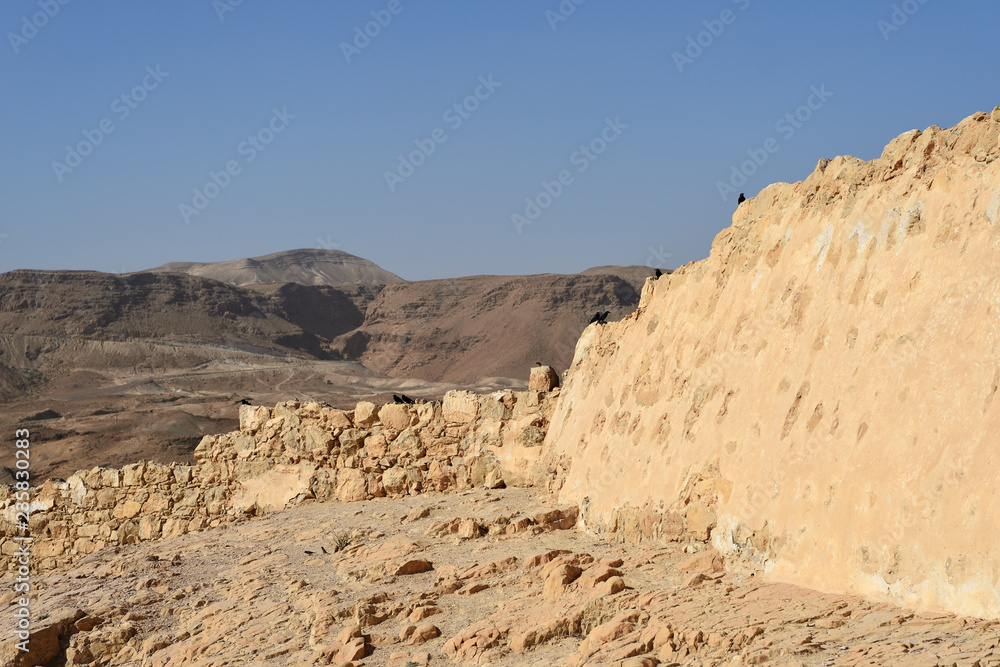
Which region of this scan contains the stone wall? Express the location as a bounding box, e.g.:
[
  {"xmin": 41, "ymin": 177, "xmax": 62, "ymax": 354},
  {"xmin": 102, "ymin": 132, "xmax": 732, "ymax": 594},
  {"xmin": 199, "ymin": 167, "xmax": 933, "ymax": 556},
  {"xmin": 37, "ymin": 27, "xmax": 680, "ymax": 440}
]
[
  {"xmin": 540, "ymin": 108, "xmax": 1000, "ymax": 618},
  {"xmin": 0, "ymin": 388, "xmax": 558, "ymax": 577}
]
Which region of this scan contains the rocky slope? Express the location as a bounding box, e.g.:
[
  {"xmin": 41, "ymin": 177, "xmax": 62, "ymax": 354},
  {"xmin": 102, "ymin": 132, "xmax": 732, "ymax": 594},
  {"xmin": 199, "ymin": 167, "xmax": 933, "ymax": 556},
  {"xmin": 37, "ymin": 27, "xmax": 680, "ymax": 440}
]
[
  {"xmin": 0, "ymin": 270, "xmax": 325, "ymax": 358},
  {"xmin": 8, "ymin": 488, "xmax": 1000, "ymax": 667},
  {"xmin": 541, "ymin": 108, "xmax": 1000, "ymax": 618},
  {"xmin": 338, "ymin": 273, "xmax": 645, "ymax": 383},
  {"xmin": 146, "ymin": 248, "xmax": 404, "ymax": 287}
]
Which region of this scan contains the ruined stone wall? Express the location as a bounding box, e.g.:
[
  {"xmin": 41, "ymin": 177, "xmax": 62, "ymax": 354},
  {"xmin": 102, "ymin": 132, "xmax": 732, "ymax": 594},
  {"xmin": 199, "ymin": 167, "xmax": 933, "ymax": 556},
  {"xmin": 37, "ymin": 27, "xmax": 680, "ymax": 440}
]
[
  {"xmin": 541, "ymin": 109, "xmax": 1000, "ymax": 618},
  {"xmin": 0, "ymin": 388, "xmax": 558, "ymax": 576}
]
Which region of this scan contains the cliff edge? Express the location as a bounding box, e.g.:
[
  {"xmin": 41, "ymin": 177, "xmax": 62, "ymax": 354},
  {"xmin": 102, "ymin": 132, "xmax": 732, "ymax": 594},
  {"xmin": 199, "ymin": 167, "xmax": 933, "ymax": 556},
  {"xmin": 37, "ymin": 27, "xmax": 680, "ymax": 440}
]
[{"xmin": 541, "ymin": 108, "xmax": 1000, "ymax": 618}]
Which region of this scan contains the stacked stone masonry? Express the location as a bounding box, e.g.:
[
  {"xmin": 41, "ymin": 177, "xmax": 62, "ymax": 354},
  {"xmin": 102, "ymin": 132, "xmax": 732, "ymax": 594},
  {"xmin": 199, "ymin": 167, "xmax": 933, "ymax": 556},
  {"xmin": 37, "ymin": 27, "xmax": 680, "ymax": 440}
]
[{"xmin": 0, "ymin": 388, "xmax": 558, "ymax": 578}]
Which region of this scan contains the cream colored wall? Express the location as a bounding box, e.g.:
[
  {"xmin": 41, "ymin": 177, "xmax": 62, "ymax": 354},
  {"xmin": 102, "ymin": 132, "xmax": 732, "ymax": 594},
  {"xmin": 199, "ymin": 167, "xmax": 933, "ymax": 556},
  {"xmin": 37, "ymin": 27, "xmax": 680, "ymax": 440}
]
[{"xmin": 543, "ymin": 110, "xmax": 1000, "ymax": 617}]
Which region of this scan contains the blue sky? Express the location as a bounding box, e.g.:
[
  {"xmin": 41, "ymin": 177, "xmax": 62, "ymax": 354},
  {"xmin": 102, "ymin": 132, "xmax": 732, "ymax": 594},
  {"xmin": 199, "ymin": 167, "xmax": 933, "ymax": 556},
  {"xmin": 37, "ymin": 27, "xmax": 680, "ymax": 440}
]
[{"xmin": 1, "ymin": 1, "xmax": 997, "ymax": 280}]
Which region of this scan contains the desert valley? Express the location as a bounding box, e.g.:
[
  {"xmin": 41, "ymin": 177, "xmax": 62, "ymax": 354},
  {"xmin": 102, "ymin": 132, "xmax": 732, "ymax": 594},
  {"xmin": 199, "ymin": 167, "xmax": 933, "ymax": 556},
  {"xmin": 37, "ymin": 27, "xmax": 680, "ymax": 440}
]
[{"xmin": 6, "ymin": 108, "xmax": 1000, "ymax": 667}]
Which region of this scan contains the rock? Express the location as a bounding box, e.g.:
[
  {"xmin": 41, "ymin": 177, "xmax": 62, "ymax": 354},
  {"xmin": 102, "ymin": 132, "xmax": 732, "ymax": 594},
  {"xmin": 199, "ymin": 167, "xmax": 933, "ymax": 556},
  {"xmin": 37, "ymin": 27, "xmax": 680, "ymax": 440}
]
[
  {"xmin": 684, "ymin": 502, "xmax": 716, "ymax": 541},
  {"xmin": 543, "ymin": 563, "xmax": 582, "ymax": 600},
  {"xmin": 354, "ymin": 401, "xmax": 378, "ymax": 425},
  {"xmin": 336, "ymin": 624, "xmax": 364, "ymax": 645},
  {"xmin": 395, "ymin": 559, "xmax": 433, "ymax": 576},
  {"xmin": 483, "ymin": 469, "xmax": 505, "ymax": 489},
  {"xmin": 598, "ymin": 576, "xmax": 626, "ymax": 596},
  {"xmin": 378, "ymin": 404, "xmax": 413, "ymax": 431},
  {"xmin": 336, "ymin": 637, "xmax": 366, "ymax": 662},
  {"xmin": 677, "ymin": 549, "xmax": 724, "ymax": 574},
  {"xmin": 442, "ymin": 391, "xmax": 479, "ymax": 424},
  {"xmin": 0, "ymin": 609, "xmax": 84, "ymax": 667},
  {"xmin": 409, "ymin": 606, "xmax": 440, "ymax": 622},
  {"xmin": 406, "ymin": 623, "xmax": 440, "ymax": 645},
  {"xmin": 529, "ymin": 365, "xmax": 560, "ymax": 391}
]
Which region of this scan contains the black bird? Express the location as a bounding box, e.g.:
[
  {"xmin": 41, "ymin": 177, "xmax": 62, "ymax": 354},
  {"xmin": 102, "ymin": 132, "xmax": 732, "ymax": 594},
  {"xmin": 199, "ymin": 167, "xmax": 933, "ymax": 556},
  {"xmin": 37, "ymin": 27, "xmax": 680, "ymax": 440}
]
[
  {"xmin": 588, "ymin": 311, "xmax": 603, "ymax": 325},
  {"xmin": 654, "ymin": 269, "xmax": 662, "ymax": 278},
  {"xmin": 320, "ymin": 546, "xmax": 328, "ymax": 554},
  {"xmin": 533, "ymin": 361, "xmax": 543, "ymax": 366},
  {"xmin": 400, "ymin": 394, "xmax": 415, "ymax": 405},
  {"xmin": 738, "ymin": 193, "xmax": 746, "ymax": 204},
  {"xmin": 239, "ymin": 399, "xmax": 251, "ymax": 406},
  {"xmin": 393, "ymin": 394, "xmax": 403, "ymax": 404},
  {"xmin": 304, "ymin": 550, "xmax": 314, "ymax": 555},
  {"xmin": 600, "ymin": 311, "xmax": 611, "ymax": 323}
]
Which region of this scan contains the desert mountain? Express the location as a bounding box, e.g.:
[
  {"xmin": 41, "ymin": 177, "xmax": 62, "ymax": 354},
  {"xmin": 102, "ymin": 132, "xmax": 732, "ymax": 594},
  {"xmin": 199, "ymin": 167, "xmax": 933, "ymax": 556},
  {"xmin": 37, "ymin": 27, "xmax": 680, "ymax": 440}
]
[
  {"xmin": 0, "ymin": 269, "xmax": 328, "ymax": 363},
  {"xmin": 146, "ymin": 248, "xmax": 404, "ymax": 287},
  {"xmin": 338, "ymin": 273, "xmax": 645, "ymax": 382}
]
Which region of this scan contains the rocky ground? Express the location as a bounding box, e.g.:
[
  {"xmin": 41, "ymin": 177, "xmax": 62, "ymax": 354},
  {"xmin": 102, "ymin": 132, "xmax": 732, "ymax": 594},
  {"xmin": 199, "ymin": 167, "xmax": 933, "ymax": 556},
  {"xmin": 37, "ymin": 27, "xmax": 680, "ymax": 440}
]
[{"xmin": 4, "ymin": 488, "xmax": 999, "ymax": 667}]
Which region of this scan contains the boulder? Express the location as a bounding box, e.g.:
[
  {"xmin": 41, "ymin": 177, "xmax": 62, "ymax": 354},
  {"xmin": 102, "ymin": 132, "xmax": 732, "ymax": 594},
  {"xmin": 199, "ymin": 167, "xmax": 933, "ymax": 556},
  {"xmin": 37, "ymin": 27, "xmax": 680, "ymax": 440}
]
[{"xmin": 529, "ymin": 365, "xmax": 560, "ymax": 391}]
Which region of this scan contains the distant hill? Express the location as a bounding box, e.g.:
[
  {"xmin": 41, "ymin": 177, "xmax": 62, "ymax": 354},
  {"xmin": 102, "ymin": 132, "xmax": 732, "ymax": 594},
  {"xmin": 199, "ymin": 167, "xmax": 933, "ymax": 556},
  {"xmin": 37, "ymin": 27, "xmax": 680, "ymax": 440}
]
[
  {"xmin": 0, "ymin": 262, "xmax": 658, "ymax": 393},
  {"xmin": 331, "ymin": 271, "xmax": 653, "ymax": 383},
  {"xmin": 146, "ymin": 248, "xmax": 404, "ymax": 287},
  {"xmin": 0, "ymin": 269, "xmax": 328, "ymax": 362}
]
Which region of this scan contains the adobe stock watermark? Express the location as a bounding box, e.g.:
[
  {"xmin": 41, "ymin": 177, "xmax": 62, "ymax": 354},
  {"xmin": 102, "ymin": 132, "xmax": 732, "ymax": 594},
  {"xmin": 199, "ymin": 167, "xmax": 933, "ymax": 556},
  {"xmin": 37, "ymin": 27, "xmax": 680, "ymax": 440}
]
[
  {"xmin": 646, "ymin": 244, "xmax": 674, "ymax": 270},
  {"xmin": 673, "ymin": 0, "xmax": 751, "ymax": 73},
  {"xmin": 7, "ymin": 0, "xmax": 72, "ymax": 55},
  {"xmin": 511, "ymin": 116, "xmax": 628, "ymax": 234},
  {"xmin": 384, "ymin": 75, "xmax": 501, "ymax": 192},
  {"xmin": 10, "ymin": 428, "xmax": 33, "ymax": 654},
  {"xmin": 213, "ymin": 0, "xmax": 243, "ymax": 21},
  {"xmin": 51, "ymin": 66, "xmax": 170, "ymax": 183},
  {"xmin": 316, "ymin": 235, "xmax": 341, "ymax": 250},
  {"xmin": 877, "ymin": 0, "xmax": 930, "ymax": 41},
  {"xmin": 179, "ymin": 107, "xmax": 295, "ymax": 224},
  {"xmin": 716, "ymin": 84, "xmax": 833, "ymax": 202},
  {"xmin": 341, "ymin": 0, "xmax": 414, "ymax": 64},
  {"xmin": 545, "ymin": 0, "xmax": 587, "ymax": 31}
]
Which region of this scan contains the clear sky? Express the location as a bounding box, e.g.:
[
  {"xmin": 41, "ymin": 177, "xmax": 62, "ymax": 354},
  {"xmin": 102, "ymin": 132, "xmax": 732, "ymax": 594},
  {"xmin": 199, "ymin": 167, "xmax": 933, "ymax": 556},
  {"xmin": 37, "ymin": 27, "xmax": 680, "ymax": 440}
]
[{"xmin": 1, "ymin": 1, "xmax": 997, "ymax": 280}]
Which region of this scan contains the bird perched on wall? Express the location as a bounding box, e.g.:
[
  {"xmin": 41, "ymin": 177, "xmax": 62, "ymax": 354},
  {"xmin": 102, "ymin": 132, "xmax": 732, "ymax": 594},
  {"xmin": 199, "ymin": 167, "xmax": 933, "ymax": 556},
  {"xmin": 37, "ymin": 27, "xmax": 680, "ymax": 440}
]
[{"xmin": 738, "ymin": 193, "xmax": 746, "ymax": 204}]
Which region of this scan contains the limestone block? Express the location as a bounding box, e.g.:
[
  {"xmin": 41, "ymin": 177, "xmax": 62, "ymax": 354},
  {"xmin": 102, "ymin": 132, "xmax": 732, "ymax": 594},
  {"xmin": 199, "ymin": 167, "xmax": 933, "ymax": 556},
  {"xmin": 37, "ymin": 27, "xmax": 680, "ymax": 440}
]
[
  {"xmin": 323, "ymin": 407, "xmax": 353, "ymax": 429},
  {"xmin": 442, "ymin": 391, "xmax": 479, "ymax": 424},
  {"xmin": 529, "ymin": 365, "xmax": 560, "ymax": 391},
  {"xmin": 239, "ymin": 405, "xmax": 271, "ymax": 433},
  {"xmin": 112, "ymin": 500, "xmax": 142, "ymax": 520},
  {"xmin": 355, "ymin": 401, "xmax": 378, "ymax": 426},
  {"xmin": 143, "ymin": 464, "xmax": 172, "ymax": 485},
  {"xmin": 379, "ymin": 404, "xmax": 413, "ymax": 431}
]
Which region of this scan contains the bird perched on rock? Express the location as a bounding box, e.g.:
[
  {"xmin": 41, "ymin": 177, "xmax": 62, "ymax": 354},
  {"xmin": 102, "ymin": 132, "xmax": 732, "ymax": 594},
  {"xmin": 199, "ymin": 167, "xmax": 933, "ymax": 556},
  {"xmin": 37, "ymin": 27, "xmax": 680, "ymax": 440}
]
[
  {"xmin": 738, "ymin": 193, "xmax": 746, "ymax": 204},
  {"xmin": 239, "ymin": 398, "xmax": 251, "ymax": 406},
  {"xmin": 393, "ymin": 394, "xmax": 404, "ymax": 404},
  {"xmin": 654, "ymin": 269, "xmax": 662, "ymax": 278},
  {"xmin": 589, "ymin": 311, "xmax": 611, "ymax": 325},
  {"xmin": 400, "ymin": 394, "xmax": 415, "ymax": 405}
]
